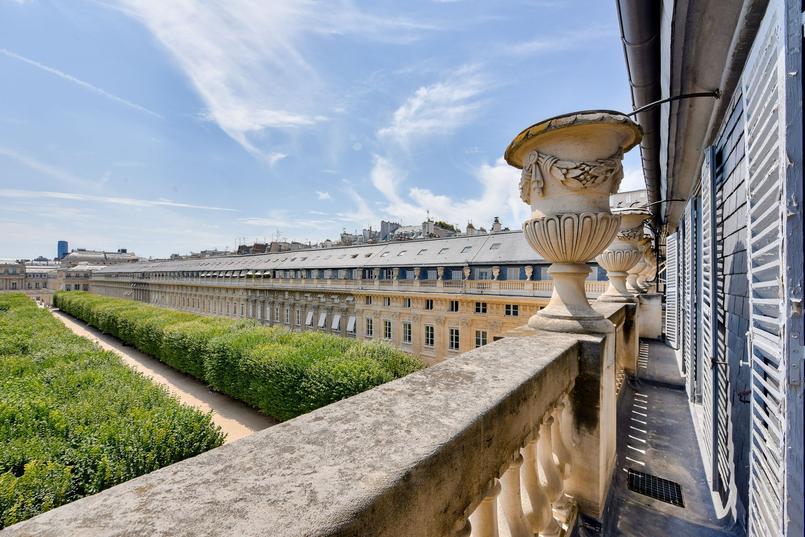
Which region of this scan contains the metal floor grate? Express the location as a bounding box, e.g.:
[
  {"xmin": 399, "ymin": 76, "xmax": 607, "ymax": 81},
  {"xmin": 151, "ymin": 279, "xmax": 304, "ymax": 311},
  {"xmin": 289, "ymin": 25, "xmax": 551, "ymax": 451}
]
[{"xmin": 627, "ymin": 469, "xmax": 685, "ymax": 507}]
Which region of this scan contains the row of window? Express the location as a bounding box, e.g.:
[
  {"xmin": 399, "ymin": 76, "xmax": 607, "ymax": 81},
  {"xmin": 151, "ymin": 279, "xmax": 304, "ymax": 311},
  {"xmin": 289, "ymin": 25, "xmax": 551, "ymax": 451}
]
[
  {"xmin": 363, "ymin": 296, "xmax": 519, "ymax": 316},
  {"xmin": 365, "ymin": 318, "xmax": 488, "ymax": 351}
]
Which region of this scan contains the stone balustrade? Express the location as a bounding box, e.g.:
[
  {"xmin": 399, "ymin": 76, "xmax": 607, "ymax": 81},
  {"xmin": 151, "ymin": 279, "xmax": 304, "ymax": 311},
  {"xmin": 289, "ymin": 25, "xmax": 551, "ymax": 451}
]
[{"xmin": 4, "ymin": 305, "xmax": 629, "ymax": 537}]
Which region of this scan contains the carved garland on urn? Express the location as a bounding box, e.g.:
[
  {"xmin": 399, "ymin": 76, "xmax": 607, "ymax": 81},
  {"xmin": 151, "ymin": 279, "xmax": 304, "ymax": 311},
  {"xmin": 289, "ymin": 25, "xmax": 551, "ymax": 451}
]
[{"xmin": 519, "ymin": 149, "xmax": 624, "ymax": 203}]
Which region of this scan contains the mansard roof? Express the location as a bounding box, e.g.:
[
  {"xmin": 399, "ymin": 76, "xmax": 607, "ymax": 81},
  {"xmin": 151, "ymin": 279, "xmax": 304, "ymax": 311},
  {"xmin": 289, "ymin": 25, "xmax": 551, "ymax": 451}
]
[{"xmin": 96, "ymin": 231, "xmax": 546, "ymax": 274}]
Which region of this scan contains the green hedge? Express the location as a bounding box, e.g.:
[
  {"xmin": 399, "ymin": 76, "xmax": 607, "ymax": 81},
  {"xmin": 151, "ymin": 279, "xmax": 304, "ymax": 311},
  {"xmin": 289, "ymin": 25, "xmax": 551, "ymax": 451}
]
[
  {"xmin": 0, "ymin": 293, "xmax": 224, "ymax": 528},
  {"xmin": 53, "ymin": 292, "xmax": 424, "ymax": 421}
]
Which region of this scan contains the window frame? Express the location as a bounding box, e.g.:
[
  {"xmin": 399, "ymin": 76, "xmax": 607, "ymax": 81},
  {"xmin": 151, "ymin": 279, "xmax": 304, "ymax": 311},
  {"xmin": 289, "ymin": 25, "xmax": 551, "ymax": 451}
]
[
  {"xmin": 424, "ymin": 325, "xmax": 434, "ymax": 347},
  {"xmin": 449, "ymin": 327, "xmax": 460, "ymax": 351}
]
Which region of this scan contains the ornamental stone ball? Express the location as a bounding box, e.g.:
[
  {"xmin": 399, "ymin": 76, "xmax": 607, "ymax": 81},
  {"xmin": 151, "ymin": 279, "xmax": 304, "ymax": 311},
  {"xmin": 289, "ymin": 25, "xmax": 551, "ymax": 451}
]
[{"xmin": 505, "ymin": 110, "xmax": 642, "ymax": 333}]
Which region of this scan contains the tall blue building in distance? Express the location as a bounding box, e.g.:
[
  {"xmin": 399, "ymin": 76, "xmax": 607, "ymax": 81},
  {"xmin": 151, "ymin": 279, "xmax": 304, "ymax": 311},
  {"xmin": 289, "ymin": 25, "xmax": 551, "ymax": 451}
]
[{"xmin": 57, "ymin": 240, "xmax": 68, "ymax": 260}]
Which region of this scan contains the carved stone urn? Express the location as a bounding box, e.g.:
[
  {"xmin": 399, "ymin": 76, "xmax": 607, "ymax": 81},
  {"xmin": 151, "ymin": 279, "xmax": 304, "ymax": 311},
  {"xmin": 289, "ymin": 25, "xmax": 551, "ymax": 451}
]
[
  {"xmin": 595, "ymin": 209, "xmax": 650, "ymax": 303},
  {"xmin": 635, "ymin": 238, "xmax": 654, "ymax": 291},
  {"xmin": 505, "ymin": 111, "xmax": 641, "ymax": 333},
  {"xmin": 626, "ymin": 237, "xmax": 650, "ymax": 294},
  {"xmin": 638, "ymin": 244, "xmax": 657, "ymax": 291}
]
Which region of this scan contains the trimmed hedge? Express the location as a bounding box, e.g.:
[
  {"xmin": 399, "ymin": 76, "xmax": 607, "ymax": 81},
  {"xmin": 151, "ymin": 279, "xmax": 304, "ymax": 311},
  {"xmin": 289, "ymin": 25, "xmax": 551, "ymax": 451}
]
[
  {"xmin": 0, "ymin": 293, "xmax": 224, "ymax": 528},
  {"xmin": 54, "ymin": 292, "xmax": 424, "ymax": 421}
]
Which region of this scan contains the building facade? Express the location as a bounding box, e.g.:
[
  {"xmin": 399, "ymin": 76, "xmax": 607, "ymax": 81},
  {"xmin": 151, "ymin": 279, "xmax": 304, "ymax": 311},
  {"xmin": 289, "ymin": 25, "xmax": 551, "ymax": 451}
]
[
  {"xmin": 618, "ymin": 0, "xmax": 803, "ymax": 534},
  {"xmin": 90, "ymin": 231, "xmax": 608, "ymax": 364},
  {"xmin": 0, "ymin": 260, "xmax": 25, "ymax": 291},
  {"xmin": 61, "ymin": 248, "xmax": 139, "ymax": 267}
]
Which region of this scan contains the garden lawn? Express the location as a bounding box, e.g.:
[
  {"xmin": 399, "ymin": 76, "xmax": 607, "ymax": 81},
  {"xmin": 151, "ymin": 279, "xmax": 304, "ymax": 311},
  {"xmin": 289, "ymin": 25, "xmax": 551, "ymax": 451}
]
[{"xmin": 0, "ymin": 293, "xmax": 225, "ymax": 528}]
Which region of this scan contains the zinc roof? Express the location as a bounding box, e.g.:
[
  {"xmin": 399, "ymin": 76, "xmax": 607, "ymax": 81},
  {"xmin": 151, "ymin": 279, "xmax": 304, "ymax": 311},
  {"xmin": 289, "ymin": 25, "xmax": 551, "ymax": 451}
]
[{"xmin": 97, "ymin": 231, "xmax": 545, "ymax": 274}]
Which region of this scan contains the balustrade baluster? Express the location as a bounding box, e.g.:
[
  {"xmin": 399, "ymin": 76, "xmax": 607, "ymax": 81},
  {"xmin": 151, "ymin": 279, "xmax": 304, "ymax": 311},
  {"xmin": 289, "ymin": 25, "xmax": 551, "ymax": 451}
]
[
  {"xmin": 522, "ymin": 435, "xmax": 561, "ymax": 536},
  {"xmin": 499, "ymin": 455, "xmax": 531, "ymax": 537},
  {"xmin": 551, "ymin": 400, "xmax": 572, "ymax": 480},
  {"xmin": 469, "ymin": 480, "xmax": 500, "ymax": 537},
  {"xmin": 537, "ymin": 417, "xmax": 563, "ymax": 505},
  {"xmin": 559, "ymin": 392, "xmax": 578, "ymax": 449}
]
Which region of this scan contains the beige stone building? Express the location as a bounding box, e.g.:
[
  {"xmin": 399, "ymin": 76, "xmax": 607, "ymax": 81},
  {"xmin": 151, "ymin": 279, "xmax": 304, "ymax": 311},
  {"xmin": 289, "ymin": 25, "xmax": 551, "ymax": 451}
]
[
  {"xmin": 90, "ymin": 231, "xmax": 607, "ymax": 364},
  {"xmin": 0, "ymin": 259, "xmax": 25, "ymax": 291},
  {"xmin": 61, "ymin": 248, "xmax": 139, "ymax": 268}
]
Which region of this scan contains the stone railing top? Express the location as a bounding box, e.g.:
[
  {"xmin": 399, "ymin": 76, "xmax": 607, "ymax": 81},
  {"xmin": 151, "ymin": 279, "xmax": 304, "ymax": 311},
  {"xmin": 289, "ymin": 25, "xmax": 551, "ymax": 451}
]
[{"xmin": 4, "ymin": 330, "xmax": 594, "ymax": 537}]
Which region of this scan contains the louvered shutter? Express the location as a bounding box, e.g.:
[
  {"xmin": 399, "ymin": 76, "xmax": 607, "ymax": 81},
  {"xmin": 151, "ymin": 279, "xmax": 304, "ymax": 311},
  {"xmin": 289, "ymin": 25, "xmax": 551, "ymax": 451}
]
[
  {"xmin": 699, "ymin": 148, "xmax": 717, "ymax": 485},
  {"xmin": 665, "ymin": 233, "xmax": 679, "ymax": 348},
  {"xmin": 682, "ymin": 200, "xmax": 699, "ymax": 401},
  {"xmin": 742, "ymin": 1, "xmax": 803, "ymax": 535}
]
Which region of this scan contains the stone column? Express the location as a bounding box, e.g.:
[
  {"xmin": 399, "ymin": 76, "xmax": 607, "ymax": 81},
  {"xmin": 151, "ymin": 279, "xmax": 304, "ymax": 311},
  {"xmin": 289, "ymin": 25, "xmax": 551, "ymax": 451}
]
[
  {"xmin": 505, "ymin": 111, "xmax": 642, "ymax": 333},
  {"xmin": 596, "ymin": 210, "xmax": 649, "ymax": 303}
]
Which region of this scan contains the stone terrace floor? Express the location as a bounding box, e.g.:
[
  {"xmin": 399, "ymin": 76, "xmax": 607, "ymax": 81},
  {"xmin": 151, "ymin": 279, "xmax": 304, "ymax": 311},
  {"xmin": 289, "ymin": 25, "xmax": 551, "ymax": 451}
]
[{"xmin": 599, "ymin": 340, "xmax": 741, "ymax": 537}]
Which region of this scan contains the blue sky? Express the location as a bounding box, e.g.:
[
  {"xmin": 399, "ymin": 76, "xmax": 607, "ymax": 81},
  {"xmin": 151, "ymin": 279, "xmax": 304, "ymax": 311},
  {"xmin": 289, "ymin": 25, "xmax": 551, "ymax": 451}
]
[{"xmin": 0, "ymin": 0, "xmax": 644, "ymax": 259}]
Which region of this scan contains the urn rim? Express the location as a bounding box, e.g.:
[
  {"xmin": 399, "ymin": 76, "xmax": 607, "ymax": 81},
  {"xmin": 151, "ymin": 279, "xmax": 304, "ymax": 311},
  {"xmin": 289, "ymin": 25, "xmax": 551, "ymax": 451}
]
[{"xmin": 504, "ymin": 109, "xmax": 643, "ymax": 169}]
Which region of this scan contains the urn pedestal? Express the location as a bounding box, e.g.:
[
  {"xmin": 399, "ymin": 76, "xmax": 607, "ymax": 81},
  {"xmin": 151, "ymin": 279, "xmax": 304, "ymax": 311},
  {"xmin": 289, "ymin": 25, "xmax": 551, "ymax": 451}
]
[
  {"xmin": 595, "ymin": 211, "xmax": 649, "ymax": 303},
  {"xmin": 505, "ymin": 111, "xmax": 642, "ymax": 334}
]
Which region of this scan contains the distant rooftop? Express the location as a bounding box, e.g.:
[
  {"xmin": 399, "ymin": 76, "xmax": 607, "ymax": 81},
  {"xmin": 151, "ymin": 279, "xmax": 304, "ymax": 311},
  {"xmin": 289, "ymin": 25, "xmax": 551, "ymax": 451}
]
[{"xmin": 97, "ymin": 230, "xmax": 546, "ymax": 274}]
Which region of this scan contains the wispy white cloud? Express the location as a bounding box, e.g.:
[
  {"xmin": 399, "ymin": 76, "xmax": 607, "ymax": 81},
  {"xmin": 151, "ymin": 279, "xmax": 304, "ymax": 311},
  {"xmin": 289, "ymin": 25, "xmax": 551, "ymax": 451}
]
[
  {"xmin": 115, "ymin": 1, "xmax": 433, "ymax": 162},
  {"xmin": 377, "ymin": 64, "xmax": 488, "ymax": 148},
  {"xmin": 339, "ymin": 155, "xmax": 528, "ymax": 231},
  {"xmin": 0, "ymin": 146, "xmax": 95, "ymax": 189},
  {"xmin": 504, "ymin": 26, "xmax": 616, "ymax": 57},
  {"xmin": 0, "ymin": 48, "xmax": 163, "ymax": 118},
  {"xmin": 266, "ymin": 152, "xmax": 287, "ymax": 166},
  {"xmin": 238, "ymin": 209, "xmax": 336, "ymax": 230},
  {"xmin": 0, "ymin": 189, "xmax": 237, "ymax": 212},
  {"xmin": 316, "ymin": 190, "xmax": 331, "ymax": 200}
]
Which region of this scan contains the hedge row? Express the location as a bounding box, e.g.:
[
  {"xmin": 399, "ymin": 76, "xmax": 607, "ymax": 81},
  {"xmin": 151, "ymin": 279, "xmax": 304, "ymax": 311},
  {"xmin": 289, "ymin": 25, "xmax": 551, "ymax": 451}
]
[
  {"xmin": 0, "ymin": 293, "xmax": 224, "ymax": 528},
  {"xmin": 53, "ymin": 292, "xmax": 424, "ymax": 421}
]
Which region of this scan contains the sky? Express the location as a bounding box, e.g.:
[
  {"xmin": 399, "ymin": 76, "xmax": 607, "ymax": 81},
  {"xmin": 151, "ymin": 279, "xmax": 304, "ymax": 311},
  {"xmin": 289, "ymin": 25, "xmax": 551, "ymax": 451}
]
[{"xmin": 0, "ymin": 0, "xmax": 645, "ymax": 260}]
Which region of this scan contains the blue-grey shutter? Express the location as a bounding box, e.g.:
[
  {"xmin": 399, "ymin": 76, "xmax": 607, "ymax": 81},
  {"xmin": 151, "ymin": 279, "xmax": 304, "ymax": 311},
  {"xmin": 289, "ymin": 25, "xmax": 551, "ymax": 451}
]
[
  {"xmin": 683, "ymin": 200, "xmax": 699, "ymax": 401},
  {"xmin": 742, "ymin": 1, "xmax": 804, "ymax": 535},
  {"xmin": 665, "ymin": 233, "xmax": 680, "ymax": 349},
  {"xmin": 699, "ymin": 147, "xmax": 717, "ymax": 486}
]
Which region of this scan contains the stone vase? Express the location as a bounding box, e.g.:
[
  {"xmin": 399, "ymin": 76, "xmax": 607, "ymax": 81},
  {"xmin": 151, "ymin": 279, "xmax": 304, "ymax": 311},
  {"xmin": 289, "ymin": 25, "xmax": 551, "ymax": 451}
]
[
  {"xmin": 626, "ymin": 258, "xmax": 646, "ymax": 294},
  {"xmin": 505, "ymin": 111, "xmax": 642, "ymax": 333},
  {"xmin": 595, "ymin": 211, "xmax": 649, "ymax": 303},
  {"xmin": 636, "ymin": 237, "xmax": 657, "ymax": 293},
  {"xmin": 639, "ymin": 246, "xmax": 657, "ymax": 292}
]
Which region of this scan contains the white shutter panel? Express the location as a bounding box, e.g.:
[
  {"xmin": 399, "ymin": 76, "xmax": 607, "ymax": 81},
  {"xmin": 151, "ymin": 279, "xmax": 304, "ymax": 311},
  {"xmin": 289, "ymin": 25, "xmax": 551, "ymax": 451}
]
[
  {"xmin": 742, "ymin": 2, "xmax": 803, "ymax": 535},
  {"xmin": 665, "ymin": 233, "xmax": 680, "ymax": 348},
  {"xmin": 682, "ymin": 200, "xmax": 699, "ymax": 400},
  {"xmin": 699, "ymin": 148, "xmax": 716, "ymax": 485}
]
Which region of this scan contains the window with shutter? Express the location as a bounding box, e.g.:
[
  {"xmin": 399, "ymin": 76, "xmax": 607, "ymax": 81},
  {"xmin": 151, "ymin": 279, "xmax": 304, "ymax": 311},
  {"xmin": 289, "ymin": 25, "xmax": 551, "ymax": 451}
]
[
  {"xmin": 742, "ymin": 2, "xmax": 803, "ymax": 535},
  {"xmin": 699, "ymin": 147, "xmax": 717, "ymax": 489},
  {"xmin": 682, "ymin": 199, "xmax": 700, "ymax": 402},
  {"xmin": 665, "ymin": 233, "xmax": 680, "ymax": 349}
]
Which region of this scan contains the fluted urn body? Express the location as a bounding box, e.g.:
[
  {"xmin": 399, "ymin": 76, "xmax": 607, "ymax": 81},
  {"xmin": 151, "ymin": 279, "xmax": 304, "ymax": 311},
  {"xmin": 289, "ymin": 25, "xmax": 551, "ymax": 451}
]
[
  {"xmin": 506, "ymin": 111, "xmax": 642, "ymax": 333},
  {"xmin": 638, "ymin": 244, "xmax": 657, "ymax": 292},
  {"xmin": 596, "ymin": 211, "xmax": 649, "ymax": 303},
  {"xmin": 627, "ymin": 237, "xmax": 651, "ymax": 293}
]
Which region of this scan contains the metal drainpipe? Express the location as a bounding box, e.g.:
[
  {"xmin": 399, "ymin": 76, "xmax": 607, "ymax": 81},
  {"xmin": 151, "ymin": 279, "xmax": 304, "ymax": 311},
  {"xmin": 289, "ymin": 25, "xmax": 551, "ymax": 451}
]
[{"xmin": 615, "ymin": 0, "xmax": 662, "ymax": 226}]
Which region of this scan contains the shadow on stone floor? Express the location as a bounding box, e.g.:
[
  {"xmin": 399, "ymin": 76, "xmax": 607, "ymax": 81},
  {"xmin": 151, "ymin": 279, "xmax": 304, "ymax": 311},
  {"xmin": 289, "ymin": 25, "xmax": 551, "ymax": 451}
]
[{"xmin": 598, "ymin": 339, "xmax": 742, "ymax": 537}]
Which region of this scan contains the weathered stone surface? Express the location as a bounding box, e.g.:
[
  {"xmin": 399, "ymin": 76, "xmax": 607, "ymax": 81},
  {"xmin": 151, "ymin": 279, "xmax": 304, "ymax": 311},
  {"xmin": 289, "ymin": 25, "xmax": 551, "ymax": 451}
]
[{"xmin": 4, "ymin": 332, "xmax": 585, "ymax": 537}]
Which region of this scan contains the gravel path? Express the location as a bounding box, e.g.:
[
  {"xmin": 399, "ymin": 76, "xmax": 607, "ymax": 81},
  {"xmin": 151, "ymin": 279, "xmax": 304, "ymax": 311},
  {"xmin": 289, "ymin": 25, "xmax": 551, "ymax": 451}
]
[{"xmin": 51, "ymin": 309, "xmax": 277, "ymax": 443}]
